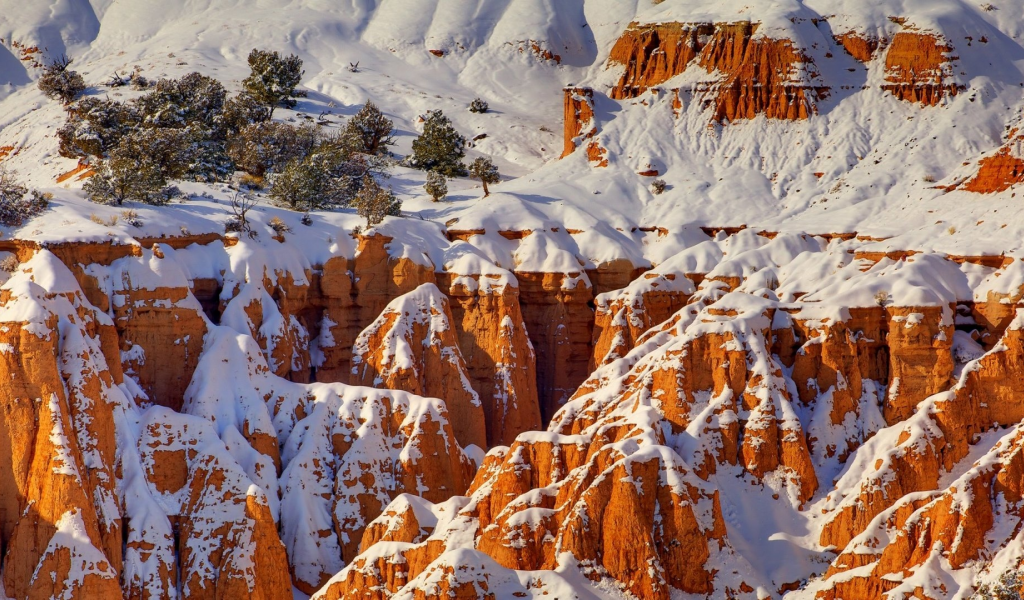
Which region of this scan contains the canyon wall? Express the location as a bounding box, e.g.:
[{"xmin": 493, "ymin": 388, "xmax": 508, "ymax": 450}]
[{"xmin": 3, "ymin": 224, "xmax": 1024, "ymax": 598}]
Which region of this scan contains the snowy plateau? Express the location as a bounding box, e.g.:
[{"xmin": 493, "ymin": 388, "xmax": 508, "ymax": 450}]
[{"xmin": 2, "ymin": 0, "xmax": 1024, "ymax": 599}]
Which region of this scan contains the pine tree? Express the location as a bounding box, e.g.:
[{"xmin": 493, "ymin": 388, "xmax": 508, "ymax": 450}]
[
  {"xmin": 468, "ymin": 156, "xmax": 500, "ymax": 196},
  {"xmin": 242, "ymin": 49, "xmax": 304, "ymax": 115},
  {"xmin": 424, "ymin": 170, "xmax": 448, "ymax": 202},
  {"xmin": 38, "ymin": 55, "xmax": 86, "ymax": 105},
  {"xmin": 410, "ymin": 110, "xmax": 467, "ymax": 177},
  {"xmin": 346, "ymin": 100, "xmax": 394, "ymax": 155},
  {"xmin": 469, "ymin": 98, "xmax": 489, "ymax": 113},
  {"xmin": 353, "ymin": 175, "xmax": 401, "ymax": 227}
]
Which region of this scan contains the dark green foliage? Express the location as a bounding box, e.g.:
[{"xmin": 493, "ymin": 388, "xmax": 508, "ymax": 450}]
[
  {"xmin": 135, "ymin": 72, "xmax": 226, "ymax": 131},
  {"xmin": 242, "ymin": 49, "xmax": 304, "ymax": 114},
  {"xmin": 38, "ymin": 55, "xmax": 86, "ymax": 105},
  {"xmin": 469, "ymin": 98, "xmax": 488, "ymax": 113},
  {"xmin": 124, "ymin": 126, "xmax": 232, "ymax": 182},
  {"xmin": 220, "ymin": 92, "xmax": 272, "ymax": 136},
  {"xmin": 0, "ymin": 170, "xmax": 50, "ymax": 227},
  {"xmin": 410, "ymin": 110, "xmax": 466, "ymax": 177},
  {"xmin": 262, "ymin": 124, "xmax": 393, "ymax": 211},
  {"xmin": 58, "ymin": 98, "xmax": 140, "ymax": 158},
  {"xmin": 468, "ymin": 156, "xmax": 500, "ymax": 196},
  {"xmin": 424, "ymin": 170, "xmax": 447, "ymax": 202},
  {"xmin": 83, "ymin": 149, "xmax": 169, "ymax": 206},
  {"xmin": 353, "ymin": 175, "xmax": 401, "ymax": 228},
  {"xmin": 267, "ymin": 154, "xmax": 350, "ymax": 212},
  {"xmin": 49, "ymin": 54, "xmax": 395, "ymax": 212},
  {"xmin": 227, "ymin": 121, "xmax": 319, "ymax": 177},
  {"xmin": 346, "ymin": 100, "xmax": 394, "ymax": 155}
]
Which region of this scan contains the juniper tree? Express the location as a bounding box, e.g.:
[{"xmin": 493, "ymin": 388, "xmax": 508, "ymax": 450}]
[
  {"xmin": 0, "ymin": 170, "xmax": 50, "ymax": 227},
  {"xmin": 468, "ymin": 156, "xmax": 500, "ymax": 197},
  {"xmin": 228, "ymin": 121, "xmax": 319, "ymax": 177},
  {"xmin": 135, "ymin": 72, "xmax": 226, "ymax": 131},
  {"xmin": 83, "ymin": 150, "xmax": 168, "ymax": 206},
  {"xmin": 242, "ymin": 49, "xmax": 304, "ymax": 115},
  {"xmin": 353, "ymin": 175, "xmax": 401, "ymax": 227},
  {"xmin": 410, "ymin": 110, "xmax": 467, "ymax": 177},
  {"xmin": 424, "ymin": 170, "xmax": 448, "ymax": 202},
  {"xmin": 57, "ymin": 97, "xmax": 140, "ymax": 158},
  {"xmin": 38, "ymin": 55, "xmax": 86, "ymax": 105},
  {"xmin": 268, "ymin": 151, "xmax": 352, "ymax": 211},
  {"xmin": 219, "ymin": 92, "xmax": 271, "ymax": 136},
  {"xmin": 346, "ymin": 100, "xmax": 394, "ymax": 155},
  {"xmin": 469, "ymin": 98, "xmax": 488, "ymax": 113}
]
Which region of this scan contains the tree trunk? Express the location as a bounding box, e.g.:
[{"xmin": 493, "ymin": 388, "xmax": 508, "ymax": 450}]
[{"xmin": 482, "ymin": 181, "xmax": 489, "ymax": 197}]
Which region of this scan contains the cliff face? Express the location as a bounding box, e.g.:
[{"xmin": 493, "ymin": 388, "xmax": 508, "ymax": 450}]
[
  {"xmin": 607, "ymin": 21, "xmax": 828, "ymax": 122},
  {"xmin": 882, "ymin": 31, "xmax": 961, "ymax": 106},
  {"xmin": 437, "ymin": 249, "xmax": 542, "ymax": 447}
]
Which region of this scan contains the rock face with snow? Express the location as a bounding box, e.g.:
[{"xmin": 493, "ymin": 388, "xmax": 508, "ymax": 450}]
[
  {"xmin": 352, "ymin": 283, "xmax": 487, "ymax": 450},
  {"xmin": 6, "ymin": 0, "xmax": 1024, "ymax": 598}
]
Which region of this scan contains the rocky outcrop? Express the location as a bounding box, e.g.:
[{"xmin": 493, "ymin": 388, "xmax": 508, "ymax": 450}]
[
  {"xmin": 0, "ymin": 254, "xmax": 124, "ymax": 600},
  {"xmin": 835, "ymin": 31, "xmax": 880, "ymax": 63},
  {"xmin": 313, "ymin": 233, "xmax": 436, "ymax": 384},
  {"xmin": 136, "ymin": 408, "xmax": 292, "ymax": 600},
  {"xmin": 438, "ymin": 249, "xmax": 542, "ymax": 447},
  {"xmin": 515, "ymin": 270, "xmax": 594, "ymax": 423},
  {"xmin": 352, "ymin": 283, "xmax": 487, "ymax": 450},
  {"xmin": 963, "ymin": 131, "xmax": 1024, "ymax": 193},
  {"xmin": 591, "ymin": 268, "xmax": 695, "ymax": 369},
  {"xmin": 882, "ymin": 31, "xmax": 961, "ymax": 106},
  {"xmin": 608, "ymin": 22, "xmax": 713, "ymax": 100},
  {"xmin": 109, "ymin": 248, "xmax": 210, "ymax": 411},
  {"xmin": 560, "ymin": 86, "xmax": 607, "ymax": 166},
  {"xmin": 608, "ymin": 21, "xmax": 828, "ymax": 122}
]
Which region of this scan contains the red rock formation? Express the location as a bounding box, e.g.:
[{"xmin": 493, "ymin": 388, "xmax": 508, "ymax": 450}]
[
  {"xmin": 883, "ymin": 306, "xmax": 954, "ymax": 424},
  {"xmin": 438, "ymin": 260, "xmax": 542, "ymax": 447},
  {"xmin": 963, "ymin": 132, "xmax": 1024, "ymax": 193},
  {"xmin": 822, "ymin": 429, "xmax": 1024, "ymax": 598},
  {"xmin": 136, "ymin": 409, "xmax": 292, "ymax": 600},
  {"xmin": 882, "ymin": 31, "xmax": 961, "ymax": 105},
  {"xmin": 110, "ymin": 250, "xmax": 209, "ymax": 411},
  {"xmin": 591, "ymin": 270, "xmax": 694, "ymax": 369},
  {"xmin": 608, "ymin": 22, "xmax": 713, "ymax": 100},
  {"xmin": 352, "ymin": 283, "xmax": 488, "ymax": 450},
  {"xmin": 560, "ymin": 87, "xmax": 607, "ymax": 166},
  {"xmin": 607, "ymin": 21, "xmax": 828, "ymax": 122},
  {"xmin": 835, "ymin": 31, "xmax": 880, "ymax": 63},
  {"xmin": 0, "ymin": 254, "xmax": 124, "ymax": 600},
  {"xmin": 514, "ymin": 270, "xmax": 594, "ymax": 423},
  {"xmin": 313, "ymin": 233, "xmax": 436, "ymax": 384}
]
